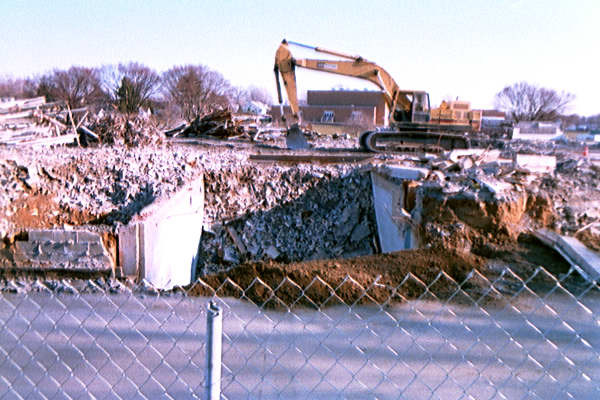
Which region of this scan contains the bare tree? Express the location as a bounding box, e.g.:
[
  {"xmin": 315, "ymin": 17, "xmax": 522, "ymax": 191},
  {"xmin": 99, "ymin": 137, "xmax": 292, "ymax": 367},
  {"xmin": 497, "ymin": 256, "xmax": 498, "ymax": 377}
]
[
  {"xmin": 162, "ymin": 65, "xmax": 232, "ymax": 121},
  {"xmin": 246, "ymin": 85, "xmax": 273, "ymax": 105},
  {"xmin": 494, "ymin": 82, "xmax": 574, "ymax": 123},
  {"xmin": 101, "ymin": 63, "xmax": 161, "ymax": 113},
  {"xmin": 30, "ymin": 67, "xmax": 106, "ymax": 107},
  {"xmin": 0, "ymin": 76, "xmax": 35, "ymax": 98},
  {"xmin": 227, "ymin": 86, "xmax": 250, "ymax": 111}
]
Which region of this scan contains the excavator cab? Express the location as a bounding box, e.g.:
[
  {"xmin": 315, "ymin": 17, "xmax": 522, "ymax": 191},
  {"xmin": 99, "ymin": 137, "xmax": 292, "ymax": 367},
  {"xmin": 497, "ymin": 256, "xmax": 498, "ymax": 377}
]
[
  {"xmin": 393, "ymin": 90, "xmax": 431, "ymax": 124},
  {"xmin": 411, "ymin": 91, "xmax": 431, "ymax": 123}
]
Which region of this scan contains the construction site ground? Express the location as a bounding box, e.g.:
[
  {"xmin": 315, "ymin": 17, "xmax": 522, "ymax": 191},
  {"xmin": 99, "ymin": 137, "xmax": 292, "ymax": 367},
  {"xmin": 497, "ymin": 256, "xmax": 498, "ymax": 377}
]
[{"xmin": 1, "ymin": 130, "xmax": 599, "ymax": 305}]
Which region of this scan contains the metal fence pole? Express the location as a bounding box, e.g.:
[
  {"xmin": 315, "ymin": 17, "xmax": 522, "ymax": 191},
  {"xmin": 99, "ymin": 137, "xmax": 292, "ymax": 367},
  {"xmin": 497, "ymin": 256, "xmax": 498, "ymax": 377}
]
[{"xmin": 206, "ymin": 301, "xmax": 222, "ymax": 400}]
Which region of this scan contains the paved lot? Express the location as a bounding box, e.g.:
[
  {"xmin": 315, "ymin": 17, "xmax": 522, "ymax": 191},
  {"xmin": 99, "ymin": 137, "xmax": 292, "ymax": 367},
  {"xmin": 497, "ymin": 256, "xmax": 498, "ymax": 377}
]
[{"xmin": 1, "ymin": 289, "xmax": 599, "ymax": 399}]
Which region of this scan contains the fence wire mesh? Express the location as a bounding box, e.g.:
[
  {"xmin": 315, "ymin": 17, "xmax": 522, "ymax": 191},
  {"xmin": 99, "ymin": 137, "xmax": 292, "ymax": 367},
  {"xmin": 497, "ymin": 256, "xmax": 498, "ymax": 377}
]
[{"xmin": 1, "ymin": 265, "xmax": 599, "ymax": 399}]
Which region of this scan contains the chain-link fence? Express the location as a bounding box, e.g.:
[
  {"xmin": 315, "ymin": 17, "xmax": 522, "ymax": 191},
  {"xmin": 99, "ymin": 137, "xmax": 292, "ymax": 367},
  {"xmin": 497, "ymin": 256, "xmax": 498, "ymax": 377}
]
[{"xmin": 1, "ymin": 265, "xmax": 599, "ymax": 399}]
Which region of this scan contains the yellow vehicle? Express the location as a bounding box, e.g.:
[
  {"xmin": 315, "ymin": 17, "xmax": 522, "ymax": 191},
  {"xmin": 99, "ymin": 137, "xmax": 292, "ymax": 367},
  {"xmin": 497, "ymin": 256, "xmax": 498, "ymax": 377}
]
[{"xmin": 274, "ymin": 39, "xmax": 477, "ymax": 152}]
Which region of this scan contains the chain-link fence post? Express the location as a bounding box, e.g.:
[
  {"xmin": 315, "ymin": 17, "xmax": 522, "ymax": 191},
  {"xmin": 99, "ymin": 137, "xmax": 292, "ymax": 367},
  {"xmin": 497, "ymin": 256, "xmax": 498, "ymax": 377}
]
[{"xmin": 206, "ymin": 301, "xmax": 222, "ymax": 400}]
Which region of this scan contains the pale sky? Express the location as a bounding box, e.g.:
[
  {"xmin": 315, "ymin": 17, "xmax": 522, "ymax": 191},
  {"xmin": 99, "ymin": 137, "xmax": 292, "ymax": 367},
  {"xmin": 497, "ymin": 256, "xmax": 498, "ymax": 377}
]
[{"xmin": 1, "ymin": 0, "xmax": 598, "ymax": 115}]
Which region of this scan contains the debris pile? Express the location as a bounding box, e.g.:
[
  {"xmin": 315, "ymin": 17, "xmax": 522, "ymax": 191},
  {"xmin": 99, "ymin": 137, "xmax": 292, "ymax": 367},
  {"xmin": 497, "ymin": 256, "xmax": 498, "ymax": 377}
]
[
  {"xmin": 199, "ymin": 166, "xmax": 375, "ymax": 273},
  {"xmin": 166, "ymin": 109, "xmax": 272, "ymax": 139},
  {"xmin": 0, "ymin": 146, "xmax": 208, "ymax": 237},
  {"xmin": 85, "ymin": 110, "xmax": 164, "ymax": 147},
  {"xmin": 0, "ymin": 97, "xmax": 79, "ymax": 147},
  {"xmin": 1, "ymin": 121, "xmax": 598, "ymax": 292}
]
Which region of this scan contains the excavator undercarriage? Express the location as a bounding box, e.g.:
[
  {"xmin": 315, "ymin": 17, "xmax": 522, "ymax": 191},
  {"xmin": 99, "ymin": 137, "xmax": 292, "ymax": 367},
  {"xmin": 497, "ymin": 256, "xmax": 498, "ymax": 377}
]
[{"xmin": 359, "ymin": 123, "xmax": 471, "ymax": 153}]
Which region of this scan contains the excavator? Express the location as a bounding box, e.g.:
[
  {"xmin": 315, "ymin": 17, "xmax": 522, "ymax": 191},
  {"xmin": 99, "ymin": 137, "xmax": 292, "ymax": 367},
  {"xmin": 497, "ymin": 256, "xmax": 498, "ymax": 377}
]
[{"xmin": 274, "ymin": 39, "xmax": 478, "ymax": 152}]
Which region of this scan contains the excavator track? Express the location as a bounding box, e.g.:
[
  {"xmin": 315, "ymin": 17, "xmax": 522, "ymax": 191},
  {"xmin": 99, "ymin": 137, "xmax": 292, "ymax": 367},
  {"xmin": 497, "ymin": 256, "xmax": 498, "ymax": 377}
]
[{"xmin": 360, "ymin": 130, "xmax": 471, "ymax": 153}]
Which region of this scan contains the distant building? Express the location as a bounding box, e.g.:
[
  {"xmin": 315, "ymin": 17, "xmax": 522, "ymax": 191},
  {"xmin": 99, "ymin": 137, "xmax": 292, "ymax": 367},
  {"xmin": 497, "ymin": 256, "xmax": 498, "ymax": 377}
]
[
  {"xmin": 481, "ymin": 110, "xmax": 506, "ymax": 127},
  {"xmin": 240, "ymin": 100, "xmax": 270, "ymax": 115},
  {"xmin": 270, "ymin": 90, "xmax": 387, "ymax": 129},
  {"xmin": 512, "ymin": 121, "xmax": 563, "ymax": 141}
]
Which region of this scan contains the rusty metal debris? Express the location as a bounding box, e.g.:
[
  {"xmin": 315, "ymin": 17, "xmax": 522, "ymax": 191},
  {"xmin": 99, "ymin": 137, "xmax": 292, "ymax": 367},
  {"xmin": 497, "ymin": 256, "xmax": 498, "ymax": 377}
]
[{"xmin": 165, "ymin": 109, "xmax": 272, "ymax": 140}]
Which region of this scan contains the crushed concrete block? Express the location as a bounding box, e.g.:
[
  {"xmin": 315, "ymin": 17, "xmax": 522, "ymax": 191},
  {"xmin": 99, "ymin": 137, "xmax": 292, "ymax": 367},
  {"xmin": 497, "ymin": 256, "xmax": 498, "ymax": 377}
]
[
  {"xmin": 76, "ymin": 230, "xmax": 101, "ymax": 243},
  {"xmin": 223, "ymin": 246, "xmax": 239, "ymax": 264},
  {"xmin": 378, "ymin": 166, "xmax": 428, "ymax": 181},
  {"xmin": 226, "ymin": 226, "xmax": 247, "ymax": 256},
  {"xmin": 29, "ymin": 229, "xmax": 76, "ymax": 243},
  {"xmin": 427, "ymin": 170, "xmax": 446, "ymax": 181},
  {"xmin": 475, "ymin": 178, "xmax": 513, "ymax": 195},
  {"xmin": 481, "ymin": 161, "xmax": 502, "ymax": 175},
  {"xmin": 350, "ymin": 219, "xmax": 370, "ymax": 243},
  {"xmin": 515, "ymin": 154, "xmax": 556, "ymax": 174},
  {"xmin": 264, "ymin": 245, "xmax": 280, "ymax": 260},
  {"xmin": 337, "ymin": 204, "xmax": 360, "ymax": 238}
]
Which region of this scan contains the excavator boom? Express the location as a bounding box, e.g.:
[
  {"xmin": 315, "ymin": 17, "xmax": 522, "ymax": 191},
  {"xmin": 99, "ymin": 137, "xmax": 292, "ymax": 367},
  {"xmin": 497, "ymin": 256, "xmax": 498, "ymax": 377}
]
[{"xmin": 274, "ymin": 39, "xmax": 410, "ymax": 126}]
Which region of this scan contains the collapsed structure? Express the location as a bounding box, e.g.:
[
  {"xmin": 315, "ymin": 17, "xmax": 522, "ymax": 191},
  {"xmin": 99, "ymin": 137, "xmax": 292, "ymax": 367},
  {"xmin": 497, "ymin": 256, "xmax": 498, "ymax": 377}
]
[{"xmin": 1, "ymin": 112, "xmax": 599, "ymax": 291}]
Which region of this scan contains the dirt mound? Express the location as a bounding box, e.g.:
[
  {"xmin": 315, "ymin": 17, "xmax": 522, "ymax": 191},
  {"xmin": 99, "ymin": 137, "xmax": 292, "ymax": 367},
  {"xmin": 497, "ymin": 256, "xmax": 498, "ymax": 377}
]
[
  {"xmin": 576, "ymin": 229, "xmax": 600, "ymax": 252},
  {"xmin": 188, "ymin": 248, "xmax": 484, "ymax": 308},
  {"xmin": 420, "ymin": 188, "xmax": 556, "ymax": 252}
]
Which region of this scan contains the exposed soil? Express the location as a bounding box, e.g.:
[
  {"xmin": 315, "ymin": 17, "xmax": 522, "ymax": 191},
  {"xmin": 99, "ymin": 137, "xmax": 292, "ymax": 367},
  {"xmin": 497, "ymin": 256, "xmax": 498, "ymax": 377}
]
[
  {"xmin": 5, "ymin": 193, "xmax": 98, "ymax": 229},
  {"xmin": 187, "ymin": 247, "xmax": 484, "ymax": 308},
  {"xmin": 576, "ymin": 229, "xmax": 600, "ymax": 252},
  {"xmin": 188, "ymin": 230, "xmax": 585, "ymax": 309}
]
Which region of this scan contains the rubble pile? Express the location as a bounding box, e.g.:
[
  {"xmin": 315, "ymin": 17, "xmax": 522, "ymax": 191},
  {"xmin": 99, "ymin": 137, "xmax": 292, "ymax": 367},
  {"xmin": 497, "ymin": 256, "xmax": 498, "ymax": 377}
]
[
  {"xmin": 199, "ymin": 165, "xmax": 376, "ymax": 273},
  {"xmin": 0, "ymin": 146, "xmax": 209, "ymax": 237},
  {"xmin": 1, "ymin": 120, "xmax": 598, "ymax": 290},
  {"xmin": 85, "ymin": 110, "xmax": 164, "ymax": 147},
  {"xmin": 183, "ymin": 110, "xmax": 244, "ymax": 138},
  {"xmin": 407, "ymin": 147, "xmax": 600, "ymax": 257},
  {"xmin": 167, "ymin": 109, "xmax": 272, "ymax": 139},
  {"xmin": 0, "ymin": 97, "xmax": 79, "ymax": 147}
]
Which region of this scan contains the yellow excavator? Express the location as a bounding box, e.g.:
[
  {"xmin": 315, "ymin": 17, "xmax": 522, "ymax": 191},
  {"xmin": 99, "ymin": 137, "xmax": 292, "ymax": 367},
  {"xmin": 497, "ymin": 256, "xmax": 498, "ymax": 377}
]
[{"xmin": 274, "ymin": 39, "xmax": 477, "ymax": 152}]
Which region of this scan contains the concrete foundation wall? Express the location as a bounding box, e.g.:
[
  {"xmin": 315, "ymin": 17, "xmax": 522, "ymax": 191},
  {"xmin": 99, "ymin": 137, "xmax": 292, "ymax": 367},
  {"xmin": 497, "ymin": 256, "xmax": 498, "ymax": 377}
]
[
  {"xmin": 2, "ymin": 229, "xmax": 113, "ymax": 272},
  {"xmin": 371, "ymin": 167, "xmax": 424, "ymax": 253},
  {"xmin": 118, "ymin": 177, "xmax": 204, "ymax": 289}
]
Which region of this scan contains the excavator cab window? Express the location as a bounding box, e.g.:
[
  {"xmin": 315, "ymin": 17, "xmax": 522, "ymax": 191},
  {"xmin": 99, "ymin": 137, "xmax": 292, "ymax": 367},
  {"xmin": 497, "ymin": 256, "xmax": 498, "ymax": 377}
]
[
  {"xmin": 393, "ymin": 93, "xmax": 413, "ymax": 122},
  {"xmin": 412, "ymin": 92, "xmax": 431, "ymax": 123}
]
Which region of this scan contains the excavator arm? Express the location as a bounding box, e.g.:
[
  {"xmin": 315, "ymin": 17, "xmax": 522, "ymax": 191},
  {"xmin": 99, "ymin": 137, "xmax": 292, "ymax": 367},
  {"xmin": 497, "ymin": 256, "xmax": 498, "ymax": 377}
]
[{"xmin": 274, "ymin": 39, "xmax": 412, "ymax": 126}]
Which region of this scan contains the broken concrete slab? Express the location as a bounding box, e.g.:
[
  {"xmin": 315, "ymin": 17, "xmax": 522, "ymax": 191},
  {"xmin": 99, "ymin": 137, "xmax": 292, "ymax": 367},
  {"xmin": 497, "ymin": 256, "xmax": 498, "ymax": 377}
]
[
  {"xmin": 375, "ymin": 165, "xmax": 429, "ymax": 181},
  {"xmin": 474, "ymin": 177, "xmax": 514, "ymax": 196},
  {"xmin": 534, "ymin": 229, "xmax": 600, "ymax": 282},
  {"xmin": 515, "ymin": 154, "xmax": 556, "ymax": 174},
  {"xmin": 264, "ymin": 245, "xmax": 281, "ymax": 260}
]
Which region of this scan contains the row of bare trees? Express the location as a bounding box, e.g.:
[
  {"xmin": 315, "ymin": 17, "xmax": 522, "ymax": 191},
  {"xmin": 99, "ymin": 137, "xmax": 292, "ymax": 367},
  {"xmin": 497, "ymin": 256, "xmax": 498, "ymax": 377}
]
[
  {"xmin": 0, "ymin": 63, "xmax": 273, "ymax": 123},
  {"xmin": 494, "ymin": 82, "xmax": 575, "ymax": 123},
  {"xmin": 2, "ymin": 65, "xmax": 586, "ymax": 124}
]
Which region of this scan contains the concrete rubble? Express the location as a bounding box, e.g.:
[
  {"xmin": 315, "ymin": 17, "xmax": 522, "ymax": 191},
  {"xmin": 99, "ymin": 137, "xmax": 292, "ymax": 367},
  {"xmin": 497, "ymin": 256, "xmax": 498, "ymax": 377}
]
[
  {"xmin": 1, "ymin": 120, "xmax": 599, "ymax": 288},
  {"xmin": 199, "ymin": 165, "xmax": 376, "ymax": 274}
]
